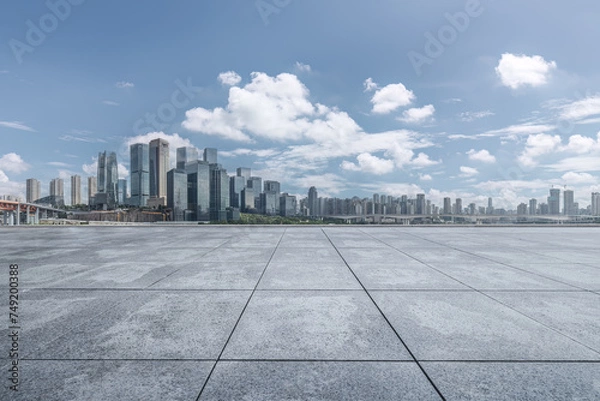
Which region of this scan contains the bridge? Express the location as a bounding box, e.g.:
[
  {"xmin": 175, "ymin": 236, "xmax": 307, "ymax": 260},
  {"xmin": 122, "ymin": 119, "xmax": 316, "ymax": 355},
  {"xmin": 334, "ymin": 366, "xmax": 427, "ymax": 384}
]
[{"xmin": 0, "ymin": 200, "xmax": 65, "ymax": 225}]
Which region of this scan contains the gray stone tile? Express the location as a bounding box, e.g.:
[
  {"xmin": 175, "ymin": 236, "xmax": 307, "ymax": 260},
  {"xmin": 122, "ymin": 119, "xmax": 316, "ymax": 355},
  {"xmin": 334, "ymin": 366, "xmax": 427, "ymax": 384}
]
[
  {"xmin": 0, "ymin": 360, "xmax": 213, "ymax": 401},
  {"xmin": 349, "ymin": 263, "xmax": 468, "ymax": 290},
  {"xmin": 201, "ymin": 246, "xmax": 275, "ymax": 263},
  {"xmin": 371, "ymin": 291, "xmax": 599, "ymax": 360},
  {"xmin": 431, "ymin": 262, "xmax": 574, "ymax": 290},
  {"xmin": 424, "ymin": 362, "xmax": 600, "ymax": 401},
  {"xmin": 336, "ymin": 247, "xmax": 417, "ymax": 264},
  {"xmin": 487, "ymin": 291, "xmax": 600, "ymax": 352},
  {"xmin": 512, "ymin": 263, "xmax": 600, "ymax": 290},
  {"xmin": 223, "ymin": 291, "xmax": 411, "ymax": 360},
  {"xmin": 270, "ymin": 247, "xmax": 342, "ymax": 263},
  {"xmin": 152, "ymin": 263, "xmax": 267, "ymax": 289},
  {"xmin": 32, "ymin": 291, "xmax": 250, "ymax": 359},
  {"xmin": 258, "ymin": 262, "xmax": 361, "ymax": 290},
  {"xmin": 200, "ymin": 361, "xmax": 442, "ymax": 400}
]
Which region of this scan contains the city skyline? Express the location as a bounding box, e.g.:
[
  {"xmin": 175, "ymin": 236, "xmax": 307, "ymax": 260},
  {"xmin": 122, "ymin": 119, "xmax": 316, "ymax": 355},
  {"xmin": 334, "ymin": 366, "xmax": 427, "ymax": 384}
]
[{"xmin": 2, "ymin": 1, "xmax": 600, "ymax": 210}]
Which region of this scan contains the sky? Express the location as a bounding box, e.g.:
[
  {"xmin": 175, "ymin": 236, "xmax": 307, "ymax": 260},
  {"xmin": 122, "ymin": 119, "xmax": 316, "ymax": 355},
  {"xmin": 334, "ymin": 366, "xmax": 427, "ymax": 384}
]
[{"xmin": 1, "ymin": 0, "xmax": 600, "ymax": 209}]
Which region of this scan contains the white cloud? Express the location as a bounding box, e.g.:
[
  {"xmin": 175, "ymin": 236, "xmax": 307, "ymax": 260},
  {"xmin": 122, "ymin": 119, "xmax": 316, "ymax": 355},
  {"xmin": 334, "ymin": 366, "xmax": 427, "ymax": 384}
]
[
  {"xmin": 370, "ymin": 83, "xmax": 415, "ymax": 114},
  {"xmin": 467, "ymin": 149, "xmax": 496, "ymax": 163},
  {"xmin": 0, "ymin": 121, "xmax": 36, "ymax": 132},
  {"xmin": 495, "ymin": 53, "xmax": 557, "ymax": 89},
  {"xmin": 561, "ymin": 172, "xmax": 597, "ymax": 184},
  {"xmin": 559, "ymin": 95, "xmax": 600, "ymax": 121},
  {"xmin": 518, "ymin": 133, "xmax": 562, "ymax": 167},
  {"xmin": 294, "ymin": 62, "xmax": 311, "ymax": 73},
  {"xmin": 103, "ymin": 100, "xmax": 120, "ymax": 106},
  {"xmin": 218, "ymin": 71, "xmax": 242, "ymax": 86},
  {"xmin": 59, "ymin": 135, "xmax": 107, "ymax": 143},
  {"xmin": 341, "ymin": 153, "xmax": 395, "ymax": 175},
  {"xmin": 480, "ymin": 123, "xmax": 554, "ymax": 138},
  {"xmin": 219, "ymin": 148, "xmax": 280, "ymax": 158},
  {"xmin": 562, "ymin": 134, "xmax": 600, "ymax": 154},
  {"xmin": 124, "ymin": 132, "xmax": 198, "ymax": 170},
  {"xmin": 398, "ymin": 104, "xmax": 435, "ymax": 124},
  {"xmin": 460, "ymin": 110, "xmax": 494, "ymax": 122},
  {"xmin": 547, "ymin": 156, "xmax": 600, "ymax": 172},
  {"xmin": 410, "ymin": 152, "xmax": 441, "ymax": 168},
  {"xmin": 0, "ymin": 170, "xmax": 8, "ymax": 183},
  {"xmin": 363, "ymin": 77, "xmax": 378, "ymax": 92},
  {"xmin": 419, "ymin": 174, "xmax": 433, "ymax": 181},
  {"xmin": 116, "ymin": 81, "xmax": 134, "ymax": 89},
  {"xmin": 0, "ymin": 153, "xmax": 30, "ymax": 173},
  {"xmin": 459, "ymin": 166, "xmax": 479, "ymax": 177},
  {"xmin": 47, "ymin": 162, "xmax": 73, "ymax": 167},
  {"xmin": 0, "ymin": 170, "xmax": 24, "ymax": 199},
  {"xmin": 118, "ymin": 163, "xmax": 129, "ymax": 178}
]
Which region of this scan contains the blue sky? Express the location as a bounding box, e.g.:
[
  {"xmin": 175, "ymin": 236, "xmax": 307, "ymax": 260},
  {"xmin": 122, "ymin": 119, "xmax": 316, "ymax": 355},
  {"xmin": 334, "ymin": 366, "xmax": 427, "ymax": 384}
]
[{"xmin": 1, "ymin": 0, "xmax": 600, "ymax": 209}]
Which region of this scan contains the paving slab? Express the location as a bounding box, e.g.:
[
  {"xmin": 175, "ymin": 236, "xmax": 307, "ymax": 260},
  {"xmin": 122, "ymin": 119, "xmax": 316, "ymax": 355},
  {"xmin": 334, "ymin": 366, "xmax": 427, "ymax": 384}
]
[
  {"xmin": 258, "ymin": 262, "xmax": 362, "ymax": 290},
  {"xmin": 199, "ymin": 361, "xmax": 442, "ymax": 400},
  {"xmin": 510, "ymin": 263, "xmax": 600, "ymax": 290},
  {"xmin": 371, "ymin": 291, "xmax": 599, "ymax": 360},
  {"xmin": 223, "ymin": 290, "xmax": 412, "ymax": 360},
  {"xmin": 0, "ymin": 360, "xmax": 213, "ymax": 401},
  {"xmin": 151, "ymin": 262, "xmax": 267, "ymax": 290},
  {"xmin": 423, "ymin": 362, "xmax": 600, "ymax": 401}
]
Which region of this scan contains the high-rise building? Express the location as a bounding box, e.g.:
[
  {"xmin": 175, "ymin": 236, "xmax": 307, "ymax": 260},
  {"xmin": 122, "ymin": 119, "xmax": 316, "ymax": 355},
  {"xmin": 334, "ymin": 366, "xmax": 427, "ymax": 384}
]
[
  {"xmin": 88, "ymin": 176, "xmax": 97, "ymax": 206},
  {"xmin": 517, "ymin": 203, "xmax": 528, "ymax": 215},
  {"xmin": 548, "ymin": 188, "xmax": 560, "ymax": 215},
  {"xmin": 260, "ymin": 192, "xmax": 279, "ymax": 215},
  {"xmin": 49, "ymin": 178, "xmax": 65, "ymax": 207},
  {"xmin": 592, "ymin": 192, "xmax": 600, "ymax": 216},
  {"xmin": 308, "ymin": 186, "xmax": 318, "ymax": 217},
  {"xmin": 241, "ymin": 187, "xmax": 255, "ymax": 211},
  {"xmin": 176, "ymin": 146, "xmax": 198, "ymax": 170},
  {"xmin": 486, "ymin": 197, "xmax": 494, "ymax": 215},
  {"xmin": 280, "ymin": 193, "xmax": 297, "ymax": 217},
  {"xmin": 529, "ymin": 198, "xmax": 537, "ymax": 215},
  {"xmin": 264, "ymin": 180, "xmax": 281, "ymax": 194},
  {"xmin": 186, "ymin": 160, "xmax": 210, "ymax": 221},
  {"xmin": 117, "ymin": 179, "xmax": 127, "ymax": 205},
  {"xmin": 26, "ymin": 178, "xmax": 41, "ymax": 203},
  {"xmin": 416, "ymin": 193, "xmax": 426, "ymax": 215},
  {"xmin": 236, "ymin": 167, "xmax": 251, "ymax": 182},
  {"xmin": 149, "ymin": 138, "xmax": 169, "ymax": 203},
  {"xmin": 130, "ymin": 143, "xmax": 150, "ymax": 207},
  {"xmin": 203, "ymin": 148, "xmax": 217, "ymax": 164},
  {"xmin": 455, "ymin": 198, "xmax": 463, "ymax": 215},
  {"xmin": 443, "ymin": 197, "xmax": 452, "ymax": 214},
  {"xmin": 229, "ymin": 176, "xmax": 246, "ymax": 209},
  {"xmin": 71, "ymin": 175, "xmax": 81, "ymax": 205},
  {"xmin": 167, "ymin": 169, "xmax": 188, "ymax": 221},
  {"xmin": 563, "ymin": 189, "xmax": 574, "ymax": 215},
  {"xmin": 209, "ymin": 164, "xmax": 229, "ymax": 221},
  {"xmin": 96, "ymin": 151, "xmax": 118, "ymax": 208}
]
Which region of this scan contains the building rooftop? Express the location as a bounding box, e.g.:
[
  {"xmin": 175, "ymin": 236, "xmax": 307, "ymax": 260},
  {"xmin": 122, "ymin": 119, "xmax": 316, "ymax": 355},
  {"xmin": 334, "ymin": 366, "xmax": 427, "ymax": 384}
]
[{"xmin": 2, "ymin": 226, "xmax": 599, "ymax": 400}]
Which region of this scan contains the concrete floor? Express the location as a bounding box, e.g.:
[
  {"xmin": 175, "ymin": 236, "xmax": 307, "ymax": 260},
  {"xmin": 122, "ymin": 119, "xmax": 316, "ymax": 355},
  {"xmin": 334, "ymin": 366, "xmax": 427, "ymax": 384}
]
[{"xmin": 1, "ymin": 226, "xmax": 599, "ymax": 400}]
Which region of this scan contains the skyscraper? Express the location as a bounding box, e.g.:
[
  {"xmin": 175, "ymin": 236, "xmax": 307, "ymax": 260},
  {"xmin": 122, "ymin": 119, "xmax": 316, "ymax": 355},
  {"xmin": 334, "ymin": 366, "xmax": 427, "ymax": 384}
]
[
  {"xmin": 167, "ymin": 169, "xmax": 188, "ymax": 221},
  {"xmin": 548, "ymin": 188, "xmax": 560, "ymax": 215},
  {"xmin": 308, "ymin": 186, "xmax": 318, "ymax": 217},
  {"xmin": 117, "ymin": 179, "xmax": 127, "ymax": 205},
  {"xmin": 71, "ymin": 175, "xmax": 81, "ymax": 205},
  {"xmin": 236, "ymin": 167, "xmax": 251, "ymax": 182},
  {"xmin": 592, "ymin": 192, "xmax": 600, "ymax": 216},
  {"xmin": 149, "ymin": 138, "xmax": 169, "ymax": 203},
  {"xmin": 203, "ymin": 148, "xmax": 217, "ymax": 164},
  {"xmin": 130, "ymin": 143, "xmax": 150, "ymax": 207},
  {"xmin": 88, "ymin": 176, "xmax": 97, "ymax": 206},
  {"xmin": 443, "ymin": 197, "xmax": 452, "ymax": 214},
  {"xmin": 96, "ymin": 151, "xmax": 118, "ymax": 208},
  {"xmin": 186, "ymin": 160, "xmax": 210, "ymax": 221},
  {"xmin": 563, "ymin": 189, "xmax": 574, "ymax": 215},
  {"xmin": 176, "ymin": 146, "xmax": 198, "ymax": 170},
  {"xmin": 50, "ymin": 178, "xmax": 64, "ymax": 207},
  {"xmin": 416, "ymin": 193, "xmax": 425, "ymax": 215},
  {"xmin": 229, "ymin": 176, "xmax": 246, "ymax": 209},
  {"xmin": 280, "ymin": 193, "xmax": 297, "ymax": 217},
  {"xmin": 529, "ymin": 198, "xmax": 537, "ymax": 215},
  {"xmin": 209, "ymin": 164, "xmax": 229, "ymax": 221},
  {"xmin": 264, "ymin": 180, "xmax": 281, "ymax": 194},
  {"xmin": 455, "ymin": 198, "xmax": 463, "ymax": 215},
  {"xmin": 26, "ymin": 178, "xmax": 40, "ymax": 203}
]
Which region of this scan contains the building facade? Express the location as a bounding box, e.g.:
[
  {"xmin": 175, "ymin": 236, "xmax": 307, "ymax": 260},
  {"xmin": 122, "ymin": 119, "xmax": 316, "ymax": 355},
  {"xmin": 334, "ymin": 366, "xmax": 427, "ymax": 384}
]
[
  {"xmin": 26, "ymin": 178, "xmax": 41, "ymax": 203},
  {"xmin": 149, "ymin": 138, "xmax": 169, "ymax": 204},
  {"xmin": 71, "ymin": 175, "xmax": 81, "ymax": 205},
  {"xmin": 130, "ymin": 143, "xmax": 150, "ymax": 207}
]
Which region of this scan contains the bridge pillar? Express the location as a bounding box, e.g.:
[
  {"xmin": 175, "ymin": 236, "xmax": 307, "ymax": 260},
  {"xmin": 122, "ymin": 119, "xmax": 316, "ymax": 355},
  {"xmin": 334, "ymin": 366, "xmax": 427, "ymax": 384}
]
[
  {"xmin": 26, "ymin": 205, "xmax": 30, "ymax": 224},
  {"xmin": 35, "ymin": 208, "xmax": 39, "ymax": 225},
  {"xmin": 16, "ymin": 202, "xmax": 20, "ymax": 226}
]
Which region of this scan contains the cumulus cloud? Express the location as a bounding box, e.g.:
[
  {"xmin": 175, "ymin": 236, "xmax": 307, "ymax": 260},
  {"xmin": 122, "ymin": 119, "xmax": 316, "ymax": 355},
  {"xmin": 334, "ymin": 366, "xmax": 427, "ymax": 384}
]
[
  {"xmin": 459, "ymin": 110, "xmax": 494, "ymax": 122},
  {"xmin": 495, "ymin": 53, "xmax": 557, "ymax": 89},
  {"xmin": 218, "ymin": 71, "xmax": 242, "ymax": 86},
  {"xmin": 459, "ymin": 166, "xmax": 479, "ymax": 177},
  {"xmin": 561, "ymin": 172, "xmax": 597, "ymax": 184},
  {"xmin": 398, "ymin": 105, "xmax": 435, "ymax": 124},
  {"xmin": 370, "ymin": 83, "xmax": 415, "ymax": 114},
  {"xmin": 0, "ymin": 121, "xmax": 36, "ymax": 132},
  {"xmin": 410, "ymin": 152, "xmax": 441, "ymax": 168},
  {"xmin": 0, "ymin": 153, "xmax": 30, "ymax": 173},
  {"xmin": 341, "ymin": 153, "xmax": 395, "ymax": 175},
  {"xmin": 294, "ymin": 62, "xmax": 311, "ymax": 73},
  {"xmin": 116, "ymin": 81, "xmax": 134, "ymax": 89},
  {"xmin": 467, "ymin": 149, "xmax": 496, "ymax": 163},
  {"xmin": 363, "ymin": 78, "xmax": 378, "ymax": 92},
  {"xmin": 518, "ymin": 133, "xmax": 562, "ymax": 167},
  {"xmin": 419, "ymin": 174, "xmax": 433, "ymax": 181}
]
